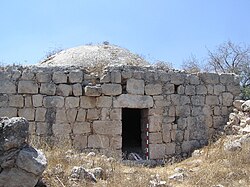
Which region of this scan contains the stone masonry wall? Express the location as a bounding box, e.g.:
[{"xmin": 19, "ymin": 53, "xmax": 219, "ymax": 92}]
[{"xmin": 0, "ymin": 65, "xmax": 241, "ymax": 159}]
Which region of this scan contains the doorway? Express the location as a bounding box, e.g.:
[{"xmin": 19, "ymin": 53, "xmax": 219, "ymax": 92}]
[{"xmin": 122, "ymin": 108, "xmax": 148, "ymax": 158}]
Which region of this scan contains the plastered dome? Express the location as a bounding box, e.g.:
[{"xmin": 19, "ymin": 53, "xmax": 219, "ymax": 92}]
[{"xmin": 39, "ymin": 43, "xmax": 148, "ymax": 70}]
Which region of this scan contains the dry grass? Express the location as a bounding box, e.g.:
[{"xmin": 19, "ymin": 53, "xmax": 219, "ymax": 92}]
[{"xmin": 34, "ymin": 137, "xmax": 250, "ymax": 187}]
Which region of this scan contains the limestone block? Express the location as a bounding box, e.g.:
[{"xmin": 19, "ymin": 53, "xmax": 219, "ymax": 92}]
[
  {"xmin": 145, "ymin": 84, "xmax": 162, "ymax": 95},
  {"xmin": 162, "ymin": 125, "xmax": 171, "ymax": 143},
  {"xmin": 96, "ymin": 96, "xmax": 112, "ymax": 108},
  {"xmin": 68, "ymin": 70, "xmax": 83, "ymax": 83},
  {"xmin": 18, "ymin": 81, "xmax": 38, "ymax": 94},
  {"xmin": 18, "ymin": 108, "xmax": 35, "ymax": 121},
  {"xmin": 185, "ymin": 85, "xmax": 196, "ymax": 95},
  {"xmin": 56, "ymin": 84, "xmax": 72, "ymax": 96},
  {"xmin": 191, "ymin": 96, "xmax": 205, "ymax": 106},
  {"xmin": 0, "ymin": 95, "xmax": 8, "ymax": 107},
  {"xmin": 213, "ymin": 85, "xmax": 225, "ymax": 95},
  {"xmin": 101, "ymin": 108, "xmax": 110, "ymax": 120},
  {"xmin": 188, "ymin": 116, "xmax": 207, "ymax": 140},
  {"xmin": 181, "ymin": 140, "xmax": 200, "ymax": 153},
  {"xmin": 66, "ymin": 108, "xmax": 77, "ymax": 123},
  {"xmin": 111, "ymin": 71, "xmax": 121, "ymax": 83},
  {"xmin": 175, "ymin": 130, "xmax": 184, "ymax": 142},
  {"xmin": 133, "ymin": 71, "xmax": 144, "ymax": 79},
  {"xmin": 56, "ymin": 109, "xmax": 67, "ymax": 123},
  {"xmin": 168, "ymin": 106, "xmax": 176, "ymax": 116},
  {"xmin": 72, "ymin": 135, "xmax": 88, "ymax": 149},
  {"xmin": 177, "ymin": 85, "xmax": 185, "ymax": 94},
  {"xmin": 9, "ymin": 95, "xmax": 24, "ymax": 107},
  {"xmin": 126, "ymin": 79, "xmax": 145, "ymax": 95},
  {"xmin": 84, "ymin": 86, "xmax": 101, "ymax": 96},
  {"xmin": 188, "ymin": 74, "xmax": 200, "ymax": 85},
  {"xmin": 160, "ymin": 72, "xmax": 170, "ymax": 82},
  {"xmin": 72, "ymin": 122, "xmax": 91, "ymax": 134},
  {"xmin": 180, "ymin": 95, "xmax": 191, "ymax": 105},
  {"xmin": 65, "ymin": 97, "xmax": 79, "ymax": 108},
  {"xmin": 21, "ymin": 70, "xmax": 34, "ymax": 80},
  {"xmin": 25, "ymin": 96, "xmax": 32, "ymax": 107},
  {"xmin": 220, "ymin": 73, "xmax": 235, "ymax": 84},
  {"xmin": 0, "ymin": 108, "xmax": 17, "ymax": 118},
  {"xmin": 148, "ymin": 108, "xmax": 164, "ymax": 116},
  {"xmin": 87, "ymin": 109, "xmax": 100, "ymax": 120},
  {"xmin": 184, "ymin": 130, "xmax": 190, "ymax": 141},
  {"xmin": 36, "ymin": 122, "xmax": 48, "ymax": 135},
  {"xmin": 213, "ymin": 116, "xmax": 224, "ymax": 128},
  {"xmin": 43, "ymin": 96, "xmax": 64, "ymax": 108},
  {"xmin": 80, "ymin": 96, "xmax": 96, "ymax": 108},
  {"xmin": 110, "ymin": 109, "xmax": 121, "ymax": 120},
  {"xmin": 221, "ymin": 106, "xmax": 229, "ymax": 115},
  {"xmin": 199, "ymin": 73, "xmax": 219, "ymax": 84},
  {"xmin": 110, "ymin": 136, "xmax": 122, "ymax": 149},
  {"xmin": 76, "ymin": 108, "xmax": 86, "ymax": 121},
  {"xmin": 222, "ymin": 92, "xmax": 234, "ymax": 106},
  {"xmin": 176, "ymin": 105, "xmax": 191, "ymax": 117},
  {"xmin": 113, "ymin": 94, "xmax": 153, "ymax": 108},
  {"xmin": 11, "ymin": 70, "xmax": 21, "ymax": 80},
  {"xmin": 207, "ymin": 85, "xmax": 214, "ymax": 94},
  {"xmin": 205, "ymin": 95, "xmax": 219, "ymax": 105},
  {"xmin": 32, "ymin": 95, "xmax": 43, "ymax": 107},
  {"xmin": 226, "ymin": 83, "xmax": 241, "ymax": 95},
  {"xmin": 29, "ymin": 122, "xmax": 36, "ymax": 135},
  {"xmin": 165, "ymin": 143, "xmax": 176, "ymax": 155},
  {"xmin": 36, "ymin": 72, "xmax": 51, "ymax": 82},
  {"xmin": 93, "ymin": 121, "xmax": 122, "ymax": 135},
  {"xmin": 170, "ymin": 94, "xmax": 180, "ymax": 105},
  {"xmin": 88, "ymin": 135, "xmax": 109, "ymax": 148},
  {"xmin": 192, "ymin": 106, "xmax": 203, "ymax": 116},
  {"xmin": 170, "ymin": 73, "xmax": 186, "ymax": 85},
  {"xmin": 101, "ymin": 84, "xmax": 122, "ymax": 96},
  {"xmin": 177, "ymin": 117, "xmax": 188, "ymax": 130},
  {"xmin": 0, "ymin": 71, "xmax": 11, "ymax": 80},
  {"xmin": 149, "ymin": 144, "xmax": 165, "ymax": 159},
  {"xmin": 171, "ymin": 130, "xmax": 176, "ymax": 141},
  {"xmin": 163, "ymin": 116, "xmax": 175, "ymax": 123},
  {"xmin": 149, "ymin": 132, "xmax": 162, "ymax": 143},
  {"xmin": 72, "ymin": 83, "xmax": 83, "ymax": 96},
  {"xmin": 52, "ymin": 72, "xmax": 67, "ymax": 83},
  {"xmin": 0, "ymin": 80, "xmax": 16, "ymax": 93},
  {"xmin": 122, "ymin": 70, "xmax": 132, "ymax": 79},
  {"xmin": 196, "ymin": 85, "xmax": 207, "ymax": 95},
  {"xmin": 35, "ymin": 108, "xmax": 46, "ymax": 121},
  {"xmin": 100, "ymin": 73, "xmax": 110, "ymax": 83},
  {"xmin": 40, "ymin": 83, "xmax": 56, "ymax": 95},
  {"xmin": 203, "ymin": 106, "xmax": 212, "ymax": 116},
  {"xmin": 148, "ymin": 116, "xmax": 162, "ymax": 132},
  {"xmin": 52, "ymin": 123, "xmax": 71, "ymax": 137}
]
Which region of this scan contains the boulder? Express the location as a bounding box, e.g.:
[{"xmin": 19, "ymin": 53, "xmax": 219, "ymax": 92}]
[{"xmin": 0, "ymin": 117, "xmax": 47, "ymax": 187}]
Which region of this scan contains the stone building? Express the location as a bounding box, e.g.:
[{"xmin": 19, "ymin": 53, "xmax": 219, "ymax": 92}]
[{"xmin": 0, "ymin": 44, "xmax": 241, "ymax": 159}]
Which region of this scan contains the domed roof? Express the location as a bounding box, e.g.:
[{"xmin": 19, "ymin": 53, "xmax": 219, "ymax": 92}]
[{"xmin": 39, "ymin": 43, "xmax": 148, "ymax": 70}]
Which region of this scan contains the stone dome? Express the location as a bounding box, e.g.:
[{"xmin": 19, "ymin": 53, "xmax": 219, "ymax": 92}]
[{"xmin": 39, "ymin": 43, "xmax": 148, "ymax": 70}]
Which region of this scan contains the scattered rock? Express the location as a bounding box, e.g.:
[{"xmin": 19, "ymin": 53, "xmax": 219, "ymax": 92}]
[
  {"xmin": 87, "ymin": 167, "xmax": 104, "ymax": 180},
  {"xmin": 224, "ymin": 140, "xmax": 242, "ymax": 152},
  {"xmin": 0, "ymin": 117, "xmax": 47, "ymax": 187},
  {"xmin": 242, "ymin": 100, "xmax": 250, "ymax": 112},
  {"xmin": 70, "ymin": 166, "xmax": 97, "ymax": 183},
  {"xmin": 87, "ymin": 152, "xmax": 96, "ymax": 157},
  {"xmin": 168, "ymin": 172, "xmax": 187, "ymax": 181},
  {"xmin": 149, "ymin": 174, "xmax": 167, "ymax": 187}
]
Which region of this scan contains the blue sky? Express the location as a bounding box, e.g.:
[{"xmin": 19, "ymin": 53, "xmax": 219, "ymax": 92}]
[{"xmin": 0, "ymin": 0, "xmax": 250, "ymax": 69}]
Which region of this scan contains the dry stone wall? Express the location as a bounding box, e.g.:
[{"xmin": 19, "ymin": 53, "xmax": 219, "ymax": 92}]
[{"xmin": 0, "ymin": 65, "xmax": 240, "ymax": 159}]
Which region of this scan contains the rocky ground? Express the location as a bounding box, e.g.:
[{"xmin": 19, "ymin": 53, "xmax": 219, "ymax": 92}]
[{"xmin": 36, "ymin": 100, "xmax": 250, "ymax": 187}]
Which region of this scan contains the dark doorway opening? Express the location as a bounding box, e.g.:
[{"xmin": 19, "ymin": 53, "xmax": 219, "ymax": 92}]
[{"xmin": 122, "ymin": 108, "xmax": 143, "ymax": 157}]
